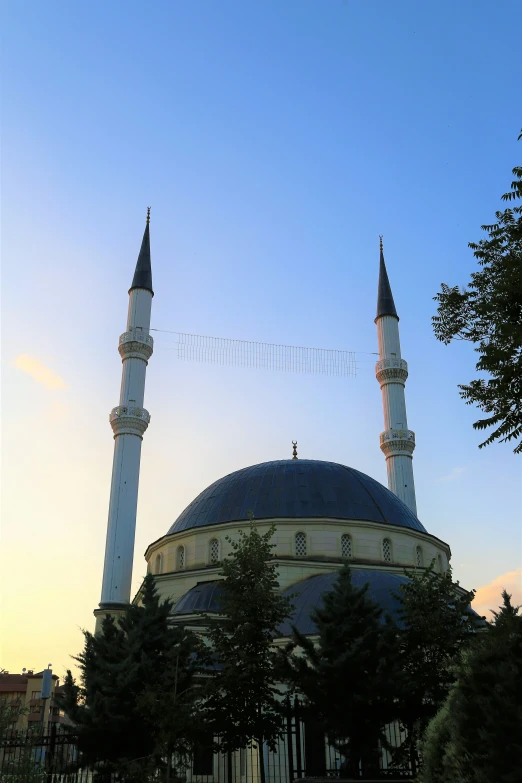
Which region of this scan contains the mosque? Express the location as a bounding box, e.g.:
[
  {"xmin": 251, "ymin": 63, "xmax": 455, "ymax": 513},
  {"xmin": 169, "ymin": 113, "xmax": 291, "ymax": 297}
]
[{"xmin": 93, "ymin": 213, "xmax": 451, "ymax": 642}]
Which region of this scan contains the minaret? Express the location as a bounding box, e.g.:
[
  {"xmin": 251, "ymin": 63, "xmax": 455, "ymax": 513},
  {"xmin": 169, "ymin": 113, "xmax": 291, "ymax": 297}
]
[
  {"xmin": 95, "ymin": 209, "xmax": 154, "ymax": 623},
  {"xmin": 375, "ymin": 237, "xmax": 417, "ymax": 515}
]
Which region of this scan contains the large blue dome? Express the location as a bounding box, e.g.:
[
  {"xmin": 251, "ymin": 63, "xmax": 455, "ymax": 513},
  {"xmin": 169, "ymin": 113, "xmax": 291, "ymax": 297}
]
[{"xmin": 168, "ymin": 459, "xmax": 426, "ymax": 534}]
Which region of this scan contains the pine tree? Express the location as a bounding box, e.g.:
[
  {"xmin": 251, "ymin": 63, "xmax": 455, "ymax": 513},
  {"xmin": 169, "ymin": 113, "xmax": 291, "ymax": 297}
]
[
  {"xmin": 61, "ymin": 574, "xmax": 205, "ymax": 781},
  {"xmin": 421, "ymin": 591, "xmax": 522, "ymax": 783},
  {"xmin": 203, "ymin": 516, "xmax": 293, "ymax": 783},
  {"xmin": 282, "ymin": 564, "xmax": 402, "ymax": 777},
  {"xmin": 394, "ymin": 563, "xmax": 479, "ymax": 772}
]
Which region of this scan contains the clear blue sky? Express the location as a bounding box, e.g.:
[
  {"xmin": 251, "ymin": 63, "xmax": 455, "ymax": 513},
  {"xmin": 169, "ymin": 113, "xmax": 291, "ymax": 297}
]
[{"xmin": 2, "ymin": 0, "xmax": 521, "ymax": 673}]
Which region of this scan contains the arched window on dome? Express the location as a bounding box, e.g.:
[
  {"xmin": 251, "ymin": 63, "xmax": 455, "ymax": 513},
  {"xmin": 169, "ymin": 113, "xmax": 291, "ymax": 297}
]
[
  {"xmin": 341, "ymin": 534, "xmax": 353, "ymax": 559},
  {"xmin": 382, "ymin": 538, "xmax": 392, "ymax": 563},
  {"xmin": 295, "ymin": 532, "xmax": 307, "ymax": 557},
  {"xmin": 209, "ymin": 538, "xmax": 220, "ymax": 565},
  {"xmin": 154, "ymin": 553, "xmax": 163, "ymax": 575},
  {"xmin": 415, "ymin": 545, "xmax": 423, "ymax": 568},
  {"xmin": 176, "ymin": 545, "xmax": 185, "ymax": 570},
  {"xmin": 437, "ymin": 554, "xmax": 443, "ymax": 573}
]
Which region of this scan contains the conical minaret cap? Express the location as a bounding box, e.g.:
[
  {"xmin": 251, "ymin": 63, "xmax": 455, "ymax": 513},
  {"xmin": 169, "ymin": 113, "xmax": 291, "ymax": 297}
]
[
  {"xmin": 375, "ymin": 238, "xmax": 398, "ymax": 321},
  {"xmin": 129, "ymin": 210, "xmax": 153, "ymax": 295}
]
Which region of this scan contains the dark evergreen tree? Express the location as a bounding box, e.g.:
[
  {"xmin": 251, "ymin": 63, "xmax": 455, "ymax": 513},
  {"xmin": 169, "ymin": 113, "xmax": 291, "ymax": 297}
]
[
  {"xmin": 203, "ymin": 517, "xmax": 293, "ymax": 783},
  {"xmin": 282, "ymin": 564, "xmax": 402, "ymax": 777},
  {"xmin": 432, "ymin": 128, "xmax": 522, "ymax": 453},
  {"xmin": 137, "ymin": 627, "xmax": 208, "ymax": 783},
  {"xmin": 61, "ymin": 574, "xmax": 204, "ymax": 781},
  {"xmin": 394, "ymin": 563, "xmax": 479, "ymax": 772},
  {"xmin": 421, "ymin": 591, "xmax": 522, "ymax": 783}
]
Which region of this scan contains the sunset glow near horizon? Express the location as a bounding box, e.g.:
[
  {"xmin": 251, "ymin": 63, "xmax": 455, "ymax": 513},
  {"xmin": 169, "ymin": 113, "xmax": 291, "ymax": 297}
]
[{"xmin": 2, "ymin": 0, "xmax": 521, "ymax": 678}]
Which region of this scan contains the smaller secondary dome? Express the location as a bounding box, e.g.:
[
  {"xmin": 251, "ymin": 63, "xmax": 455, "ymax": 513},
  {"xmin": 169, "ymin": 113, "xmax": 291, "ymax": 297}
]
[
  {"xmin": 168, "ymin": 459, "xmax": 426, "ymax": 534},
  {"xmin": 170, "ymin": 570, "xmax": 411, "ymax": 636}
]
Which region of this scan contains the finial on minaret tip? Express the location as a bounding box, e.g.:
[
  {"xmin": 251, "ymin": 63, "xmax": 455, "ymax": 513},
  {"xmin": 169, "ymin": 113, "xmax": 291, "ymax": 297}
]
[
  {"xmin": 292, "ymin": 441, "xmax": 298, "ymax": 460},
  {"xmin": 379, "ymin": 234, "xmax": 383, "ymax": 252},
  {"xmin": 146, "ymin": 207, "xmax": 151, "ymax": 225}
]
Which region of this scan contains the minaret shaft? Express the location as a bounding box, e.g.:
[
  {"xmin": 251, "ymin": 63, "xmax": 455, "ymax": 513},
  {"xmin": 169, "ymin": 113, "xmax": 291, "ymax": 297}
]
[
  {"xmin": 101, "ymin": 433, "xmax": 144, "ymax": 604},
  {"xmin": 97, "ymin": 219, "xmax": 154, "ymax": 614},
  {"xmin": 375, "ymin": 244, "xmax": 417, "ymax": 516},
  {"xmin": 376, "ymin": 318, "xmax": 408, "ymax": 431}
]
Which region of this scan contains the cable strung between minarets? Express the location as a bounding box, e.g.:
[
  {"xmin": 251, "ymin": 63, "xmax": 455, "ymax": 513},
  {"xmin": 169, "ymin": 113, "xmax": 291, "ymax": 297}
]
[
  {"xmin": 375, "ymin": 237, "xmax": 418, "ymax": 516},
  {"xmin": 96, "ymin": 209, "xmax": 154, "ymax": 619}
]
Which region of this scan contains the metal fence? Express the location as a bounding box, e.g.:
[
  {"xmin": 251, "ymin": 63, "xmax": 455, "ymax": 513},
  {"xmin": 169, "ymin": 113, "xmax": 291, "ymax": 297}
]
[{"xmin": 0, "ymin": 701, "xmax": 413, "ymax": 783}]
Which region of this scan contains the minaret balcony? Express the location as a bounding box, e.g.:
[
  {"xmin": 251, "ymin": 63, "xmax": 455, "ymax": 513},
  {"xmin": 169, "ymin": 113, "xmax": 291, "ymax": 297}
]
[
  {"xmin": 109, "ymin": 405, "xmax": 151, "ymax": 438},
  {"xmin": 375, "ymin": 358, "xmax": 408, "ymax": 386},
  {"xmin": 380, "ymin": 428, "xmax": 415, "ymax": 457},
  {"xmin": 118, "ymin": 329, "xmax": 154, "ymax": 361}
]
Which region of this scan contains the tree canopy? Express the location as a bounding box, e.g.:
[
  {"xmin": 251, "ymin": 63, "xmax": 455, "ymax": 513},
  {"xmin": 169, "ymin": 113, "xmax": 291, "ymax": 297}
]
[
  {"xmin": 282, "ymin": 564, "xmax": 402, "ymax": 777},
  {"xmin": 61, "ymin": 575, "xmax": 205, "ymax": 781},
  {"xmin": 421, "ymin": 591, "xmax": 522, "ymax": 783},
  {"xmin": 202, "ymin": 516, "xmax": 292, "ymax": 783},
  {"xmin": 394, "ymin": 563, "xmax": 479, "ymax": 772},
  {"xmin": 432, "ymin": 129, "xmax": 522, "ymax": 453}
]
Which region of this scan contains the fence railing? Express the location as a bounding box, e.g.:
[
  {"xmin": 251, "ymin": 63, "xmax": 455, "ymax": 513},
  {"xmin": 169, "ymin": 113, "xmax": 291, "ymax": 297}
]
[{"xmin": 0, "ymin": 702, "xmax": 413, "ymax": 783}]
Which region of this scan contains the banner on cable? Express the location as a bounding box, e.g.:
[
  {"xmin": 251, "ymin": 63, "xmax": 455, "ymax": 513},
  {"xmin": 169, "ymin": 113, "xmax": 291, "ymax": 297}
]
[{"xmin": 156, "ymin": 331, "xmax": 357, "ymax": 377}]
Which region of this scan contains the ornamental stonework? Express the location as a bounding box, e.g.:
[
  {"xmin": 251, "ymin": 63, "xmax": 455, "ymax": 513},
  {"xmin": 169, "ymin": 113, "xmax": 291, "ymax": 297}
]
[
  {"xmin": 380, "ymin": 428, "xmax": 416, "ymax": 457},
  {"xmin": 110, "ymin": 405, "xmax": 151, "ymax": 438},
  {"xmin": 118, "ymin": 330, "xmax": 154, "ymax": 362},
  {"xmin": 375, "ymin": 358, "xmax": 408, "ymax": 386}
]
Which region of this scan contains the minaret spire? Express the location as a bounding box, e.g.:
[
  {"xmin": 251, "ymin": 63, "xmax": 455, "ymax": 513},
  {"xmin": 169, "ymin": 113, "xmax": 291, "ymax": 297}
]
[
  {"xmin": 130, "ymin": 208, "xmax": 153, "ymax": 295},
  {"xmin": 95, "ymin": 211, "xmax": 155, "ymax": 627},
  {"xmin": 376, "ymin": 236, "xmax": 398, "ymax": 320},
  {"xmin": 374, "ymin": 238, "xmax": 417, "ymax": 516}
]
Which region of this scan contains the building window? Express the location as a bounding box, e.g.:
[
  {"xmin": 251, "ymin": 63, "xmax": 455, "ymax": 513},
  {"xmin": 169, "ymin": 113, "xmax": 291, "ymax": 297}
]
[
  {"xmin": 295, "ymin": 532, "xmax": 307, "ymax": 556},
  {"xmin": 382, "ymin": 538, "xmax": 392, "ymax": 563},
  {"xmin": 341, "ymin": 534, "xmax": 353, "ymax": 559},
  {"xmin": 209, "ymin": 538, "xmax": 219, "ymax": 564},
  {"xmin": 176, "ymin": 545, "xmax": 185, "ymax": 570},
  {"xmin": 437, "ymin": 554, "xmax": 443, "ymax": 572},
  {"xmin": 154, "ymin": 553, "xmax": 163, "ymax": 575},
  {"xmin": 193, "ymin": 732, "xmax": 214, "ymax": 776},
  {"xmin": 416, "ymin": 546, "xmax": 423, "ymax": 567}
]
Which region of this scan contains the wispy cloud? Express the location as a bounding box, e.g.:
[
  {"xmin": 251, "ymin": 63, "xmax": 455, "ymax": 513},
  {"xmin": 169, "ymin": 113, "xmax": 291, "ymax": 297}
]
[
  {"xmin": 15, "ymin": 354, "xmax": 66, "ymax": 390},
  {"xmin": 473, "ymin": 570, "xmax": 522, "ymax": 619},
  {"xmin": 435, "ymin": 466, "xmax": 466, "ymax": 483}
]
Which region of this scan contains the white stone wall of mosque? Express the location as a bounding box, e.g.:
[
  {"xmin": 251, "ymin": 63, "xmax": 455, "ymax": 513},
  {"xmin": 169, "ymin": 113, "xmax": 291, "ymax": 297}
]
[{"xmin": 143, "ymin": 519, "xmax": 450, "ymax": 608}]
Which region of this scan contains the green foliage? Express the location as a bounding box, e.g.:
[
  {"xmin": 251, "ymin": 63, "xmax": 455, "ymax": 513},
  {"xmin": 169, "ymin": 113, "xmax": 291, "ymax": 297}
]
[
  {"xmin": 203, "ymin": 515, "xmax": 293, "ymax": 768},
  {"xmin": 137, "ymin": 628, "xmax": 208, "ymax": 780},
  {"xmin": 394, "ymin": 563, "xmax": 479, "ymax": 770},
  {"xmin": 282, "ymin": 564, "xmax": 402, "ymax": 777},
  {"xmin": 433, "ymin": 129, "xmax": 522, "ymax": 453},
  {"xmin": 0, "ymin": 698, "xmax": 27, "ymax": 743},
  {"xmin": 421, "ymin": 591, "xmax": 522, "ymax": 783},
  {"xmin": 0, "ymin": 740, "xmax": 48, "ymax": 783},
  {"xmin": 0, "ymin": 698, "xmax": 45, "ymax": 783},
  {"xmin": 61, "ymin": 574, "xmax": 204, "ymax": 780}
]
